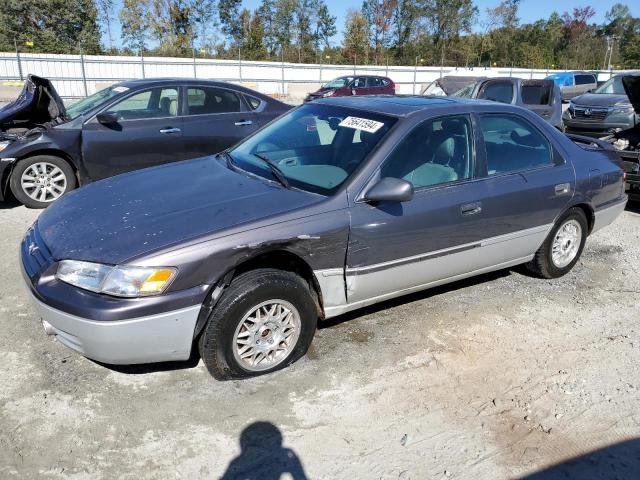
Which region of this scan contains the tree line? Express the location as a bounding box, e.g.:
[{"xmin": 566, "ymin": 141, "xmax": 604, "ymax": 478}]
[{"xmin": 0, "ymin": 0, "xmax": 638, "ymax": 69}]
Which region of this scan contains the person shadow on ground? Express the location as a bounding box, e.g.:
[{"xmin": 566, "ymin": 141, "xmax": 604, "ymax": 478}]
[{"xmin": 221, "ymin": 421, "xmax": 308, "ymax": 480}]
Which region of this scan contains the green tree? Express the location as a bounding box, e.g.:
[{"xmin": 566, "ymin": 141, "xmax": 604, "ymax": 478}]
[
  {"xmin": 218, "ymin": 0, "xmax": 242, "ymax": 44},
  {"xmin": 0, "ymin": 0, "xmax": 101, "ymax": 54},
  {"xmin": 342, "ymin": 9, "xmax": 369, "ymax": 64},
  {"xmin": 120, "ymin": 0, "xmax": 150, "ymax": 52}
]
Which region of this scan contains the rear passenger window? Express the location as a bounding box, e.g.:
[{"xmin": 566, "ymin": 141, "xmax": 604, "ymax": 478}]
[
  {"xmin": 381, "ymin": 115, "xmax": 473, "ymax": 188},
  {"xmin": 245, "ymin": 95, "xmax": 262, "ymax": 110},
  {"xmin": 352, "ymin": 78, "xmax": 366, "ymax": 88},
  {"xmin": 479, "ymin": 114, "xmax": 552, "ymax": 175},
  {"xmin": 186, "ymin": 87, "xmax": 241, "ymax": 115},
  {"xmin": 367, "ymin": 77, "xmax": 382, "ymax": 87},
  {"xmin": 521, "ymin": 84, "xmax": 552, "ymax": 105},
  {"xmin": 575, "ymin": 74, "xmax": 596, "ymax": 85},
  {"xmin": 479, "ymin": 82, "xmax": 514, "ymax": 104}
]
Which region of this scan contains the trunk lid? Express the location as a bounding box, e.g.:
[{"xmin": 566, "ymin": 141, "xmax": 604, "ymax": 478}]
[{"xmin": 622, "ymin": 75, "xmax": 640, "ymax": 115}]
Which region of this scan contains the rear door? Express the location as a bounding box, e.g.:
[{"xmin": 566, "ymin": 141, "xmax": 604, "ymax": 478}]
[
  {"xmin": 366, "ymin": 77, "xmax": 385, "ymax": 95},
  {"xmin": 181, "ymin": 86, "xmax": 260, "ymax": 158},
  {"xmin": 81, "ymin": 86, "xmax": 185, "ymax": 180},
  {"xmin": 520, "ymin": 80, "xmax": 555, "ymax": 123},
  {"xmin": 472, "ymin": 112, "xmax": 575, "ymax": 248}
]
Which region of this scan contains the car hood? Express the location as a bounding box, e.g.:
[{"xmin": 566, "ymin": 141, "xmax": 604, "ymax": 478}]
[
  {"xmin": 571, "ymin": 93, "xmax": 628, "ymax": 108},
  {"xmin": 622, "ymin": 76, "xmax": 640, "ymax": 114},
  {"xmin": 0, "ymin": 75, "xmax": 67, "ymax": 130},
  {"xmin": 37, "ymin": 156, "xmax": 321, "ymax": 265}
]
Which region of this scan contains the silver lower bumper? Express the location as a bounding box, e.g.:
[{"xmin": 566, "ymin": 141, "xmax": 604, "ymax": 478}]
[
  {"xmin": 28, "ymin": 292, "xmax": 201, "ymax": 365},
  {"xmin": 592, "ymin": 198, "xmax": 627, "ymax": 234}
]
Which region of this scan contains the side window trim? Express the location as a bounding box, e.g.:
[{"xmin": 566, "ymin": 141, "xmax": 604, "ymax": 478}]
[
  {"xmin": 90, "ymin": 86, "xmax": 181, "ymax": 123},
  {"xmin": 477, "ymin": 112, "xmax": 554, "ymax": 178},
  {"xmin": 377, "ymin": 113, "xmax": 476, "ymax": 193}
]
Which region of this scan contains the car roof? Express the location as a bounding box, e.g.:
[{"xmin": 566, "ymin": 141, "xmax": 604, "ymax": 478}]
[{"xmin": 315, "ymin": 95, "xmax": 499, "ymax": 117}]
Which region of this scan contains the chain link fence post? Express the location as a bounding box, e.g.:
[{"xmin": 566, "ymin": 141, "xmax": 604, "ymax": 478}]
[
  {"xmin": 79, "ymin": 45, "xmax": 88, "ymax": 97},
  {"xmin": 281, "ymin": 49, "xmax": 285, "ymax": 96},
  {"xmin": 140, "ymin": 49, "xmax": 146, "ymax": 78},
  {"xmin": 14, "ymin": 39, "xmax": 23, "ymax": 81},
  {"xmin": 238, "ymin": 47, "xmax": 242, "ymax": 83}
]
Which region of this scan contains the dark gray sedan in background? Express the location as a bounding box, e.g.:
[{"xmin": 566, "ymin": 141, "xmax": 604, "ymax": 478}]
[
  {"xmin": 0, "ymin": 75, "xmax": 290, "ymax": 208},
  {"xmin": 21, "ymin": 96, "xmax": 626, "ymax": 380}
]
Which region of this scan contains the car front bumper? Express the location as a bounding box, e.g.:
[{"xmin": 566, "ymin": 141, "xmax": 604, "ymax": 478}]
[{"xmin": 27, "ymin": 290, "xmax": 200, "ymax": 364}]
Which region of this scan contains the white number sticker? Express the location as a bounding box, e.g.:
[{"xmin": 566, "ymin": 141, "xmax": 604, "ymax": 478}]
[
  {"xmin": 113, "ymin": 86, "xmax": 130, "ymax": 93},
  {"xmin": 338, "ymin": 116, "xmax": 384, "ymax": 133}
]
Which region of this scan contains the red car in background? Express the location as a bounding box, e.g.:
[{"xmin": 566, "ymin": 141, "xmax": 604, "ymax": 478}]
[{"xmin": 305, "ymin": 75, "xmax": 395, "ymax": 102}]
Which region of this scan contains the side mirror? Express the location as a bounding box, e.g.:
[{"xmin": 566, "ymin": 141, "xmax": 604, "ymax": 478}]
[
  {"xmin": 351, "ymin": 89, "xmax": 356, "ymax": 95},
  {"xmin": 96, "ymin": 112, "xmax": 118, "ymax": 125},
  {"xmin": 364, "ymin": 177, "xmax": 414, "ymax": 203}
]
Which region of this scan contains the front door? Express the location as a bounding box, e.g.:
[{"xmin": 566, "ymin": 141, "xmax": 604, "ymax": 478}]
[
  {"xmin": 181, "ymin": 86, "xmax": 260, "ymax": 158},
  {"xmin": 347, "ymin": 114, "xmax": 490, "ymax": 304},
  {"xmin": 81, "ymin": 86, "xmax": 184, "ymax": 180}
]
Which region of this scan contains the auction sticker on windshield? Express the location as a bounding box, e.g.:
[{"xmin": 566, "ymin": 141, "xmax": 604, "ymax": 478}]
[{"xmin": 339, "ymin": 116, "xmax": 384, "ymax": 133}]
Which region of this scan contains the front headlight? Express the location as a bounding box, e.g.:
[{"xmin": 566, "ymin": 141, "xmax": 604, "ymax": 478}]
[
  {"xmin": 56, "ymin": 260, "xmax": 177, "ymax": 297},
  {"xmin": 611, "ymin": 104, "xmax": 634, "ymax": 114},
  {"xmin": 0, "ymin": 141, "xmax": 12, "ymax": 152},
  {"xmin": 321, "ymin": 90, "xmax": 335, "ymax": 98}
]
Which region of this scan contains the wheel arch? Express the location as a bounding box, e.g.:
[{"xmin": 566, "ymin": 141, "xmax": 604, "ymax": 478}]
[
  {"xmin": 569, "ymin": 202, "xmax": 595, "ymax": 234},
  {"xmin": 193, "ymin": 249, "xmax": 326, "ymax": 340}
]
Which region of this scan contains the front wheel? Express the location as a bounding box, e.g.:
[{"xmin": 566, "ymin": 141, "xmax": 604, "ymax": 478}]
[
  {"xmin": 526, "ymin": 207, "xmax": 588, "ymax": 279},
  {"xmin": 198, "ymin": 269, "xmax": 317, "ymax": 380},
  {"xmin": 9, "ymin": 155, "xmax": 76, "ymax": 208}
]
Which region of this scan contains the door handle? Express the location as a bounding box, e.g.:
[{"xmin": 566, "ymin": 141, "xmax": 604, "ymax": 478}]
[
  {"xmin": 234, "ymin": 120, "xmax": 253, "ymax": 126},
  {"xmin": 159, "ymin": 127, "xmax": 181, "ymax": 134},
  {"xmin": 555, "ymin": 183, "xmax": 571, "ymax": 195},
  {"xmin": 461, "ymin": 202, "xmax": 482, "ymax": 216}
]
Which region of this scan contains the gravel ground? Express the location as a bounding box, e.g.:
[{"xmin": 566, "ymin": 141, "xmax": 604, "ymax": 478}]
[{"xmin": 1, "ymin": 199, "xmax": 639, "ymax": 479}]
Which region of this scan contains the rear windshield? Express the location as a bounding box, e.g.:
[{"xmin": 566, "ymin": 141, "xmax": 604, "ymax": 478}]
[{"xmin": 521, "ymin": 84, "xmax": 552, "ymax": 105}]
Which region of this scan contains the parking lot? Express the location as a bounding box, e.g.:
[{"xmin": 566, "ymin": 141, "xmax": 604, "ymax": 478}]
[{"xmin": 0, "ymin": 198, "xmax": 638, "ymax": 479}]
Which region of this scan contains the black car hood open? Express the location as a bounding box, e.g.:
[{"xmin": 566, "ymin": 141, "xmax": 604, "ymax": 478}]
[
  {"xmin": 37, "ymin": 156, "xmax": 321, "ymax": 265},
  {"xmin": 622, "ymin": 76, "xmax": 640, "ymax": 114},
  {"xmin": 0, "ymin": 75, "xmax": 67, "ymax": 130}
]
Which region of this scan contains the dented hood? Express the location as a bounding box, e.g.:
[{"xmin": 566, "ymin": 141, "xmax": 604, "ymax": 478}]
[
  {"xmin": 0, "ymin": 75, "xmax": 67, "ymax": 129},
  {"xmin": 622, "ymin": 75, "xmax": 640, "ymax": 115}
]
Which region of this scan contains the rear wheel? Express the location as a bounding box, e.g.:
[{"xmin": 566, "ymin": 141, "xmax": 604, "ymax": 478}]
[
  {"xmin": 527, "ymin": 208, "xmax": 588, "ymax": 278},
  {"xmin": 9, "ymin": 155, "xmax": 76, "ymax": 208},
  {"xmin": 198, "ymin": 268, "xmax": 317, "ymax": 380}
]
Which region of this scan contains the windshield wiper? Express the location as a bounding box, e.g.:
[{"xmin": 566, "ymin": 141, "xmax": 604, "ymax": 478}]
[{"xmin": 252, "ymin": 153, "xmax": 290, "ymax": 189}]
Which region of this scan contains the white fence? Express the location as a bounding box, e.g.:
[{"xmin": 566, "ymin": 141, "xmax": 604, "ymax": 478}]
[{"xmin": 0, "ymin": 51, "xmax": 624, "ymax": 101}]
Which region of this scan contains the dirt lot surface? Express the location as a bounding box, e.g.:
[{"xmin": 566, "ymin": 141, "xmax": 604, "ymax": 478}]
[{"xmin": 1, "ymin": 200, "xmax": 640, "ymax": 479}]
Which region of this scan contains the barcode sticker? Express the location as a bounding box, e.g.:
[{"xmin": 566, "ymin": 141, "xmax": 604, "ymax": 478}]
[{"xmin": 338, "ymin": 116, "xmax": 384, "ymax": 133}]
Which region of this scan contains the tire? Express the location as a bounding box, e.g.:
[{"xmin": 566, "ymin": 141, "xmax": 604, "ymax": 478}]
[
  {"xmin": 526, "ymin": 207, "xmax": 588, "ymax": 279},
  {"xmin": 9, "ymin": 155, "xmax": 76, "ymax": 209},
  {"xmin": 198, "ymin": 268, "xmax": 318, "ymax": 380}
]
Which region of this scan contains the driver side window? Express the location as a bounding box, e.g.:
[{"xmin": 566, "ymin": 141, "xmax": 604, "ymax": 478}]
[
  {"xmin": 380, "ymin": 115, "xmax": 474, "ymax": 189},
  {"xmin": 106, "ymin": 87, "xmax": 179, "ymax": 120}
]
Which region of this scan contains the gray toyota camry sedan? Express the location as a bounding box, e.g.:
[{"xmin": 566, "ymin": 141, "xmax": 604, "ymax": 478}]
[{"xmin": 21, "ymin": 96, "xmax": 627, "ymax": 380}]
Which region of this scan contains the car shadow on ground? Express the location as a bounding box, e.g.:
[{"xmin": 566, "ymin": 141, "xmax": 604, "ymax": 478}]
[
  {"xmin": 0, "ymin": 197, "xmax": 21, "ymax": 210},
  {"xmin": 220, "ymin": 422, "xmax": 308, "ymax": 480},
  {"xmin": 626, "ymin": 199, "xmax": 640, "ymax": 214},
  {"xmin": 518, "ymin": 438, "xmax": 640, "ymax": 479}
]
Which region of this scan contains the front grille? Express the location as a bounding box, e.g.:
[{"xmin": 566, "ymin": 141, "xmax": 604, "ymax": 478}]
[
  {"xmin": 572, "ymin": 107, "xmax": 609, "ymax": 121},
  {"xmin": 21, "ymin": 223, "xmax": 54, "ymax": 278}
]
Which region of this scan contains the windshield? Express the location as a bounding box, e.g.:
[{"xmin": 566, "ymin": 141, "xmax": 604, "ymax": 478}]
[
  {"xmin": 451, "ymin": 84, "xmax": 475, "ymax": 98},
  {"xmin": 65, "ymin": 85, "xmax": 128, "ymax": 118},
  {"xmin": 594, "ymin": 76, "xmax": 626, "ymax": 95},
  {"xmin": 423, "ymin": 81, "xmax": 446, "ymax": 96},
  {"xmin": 323, "ymin": 77, "xmax": 354, "ymax": 89},
  {"xmin": 229, "ymin": 104, "xmax": 396, "ymax": 195}
]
